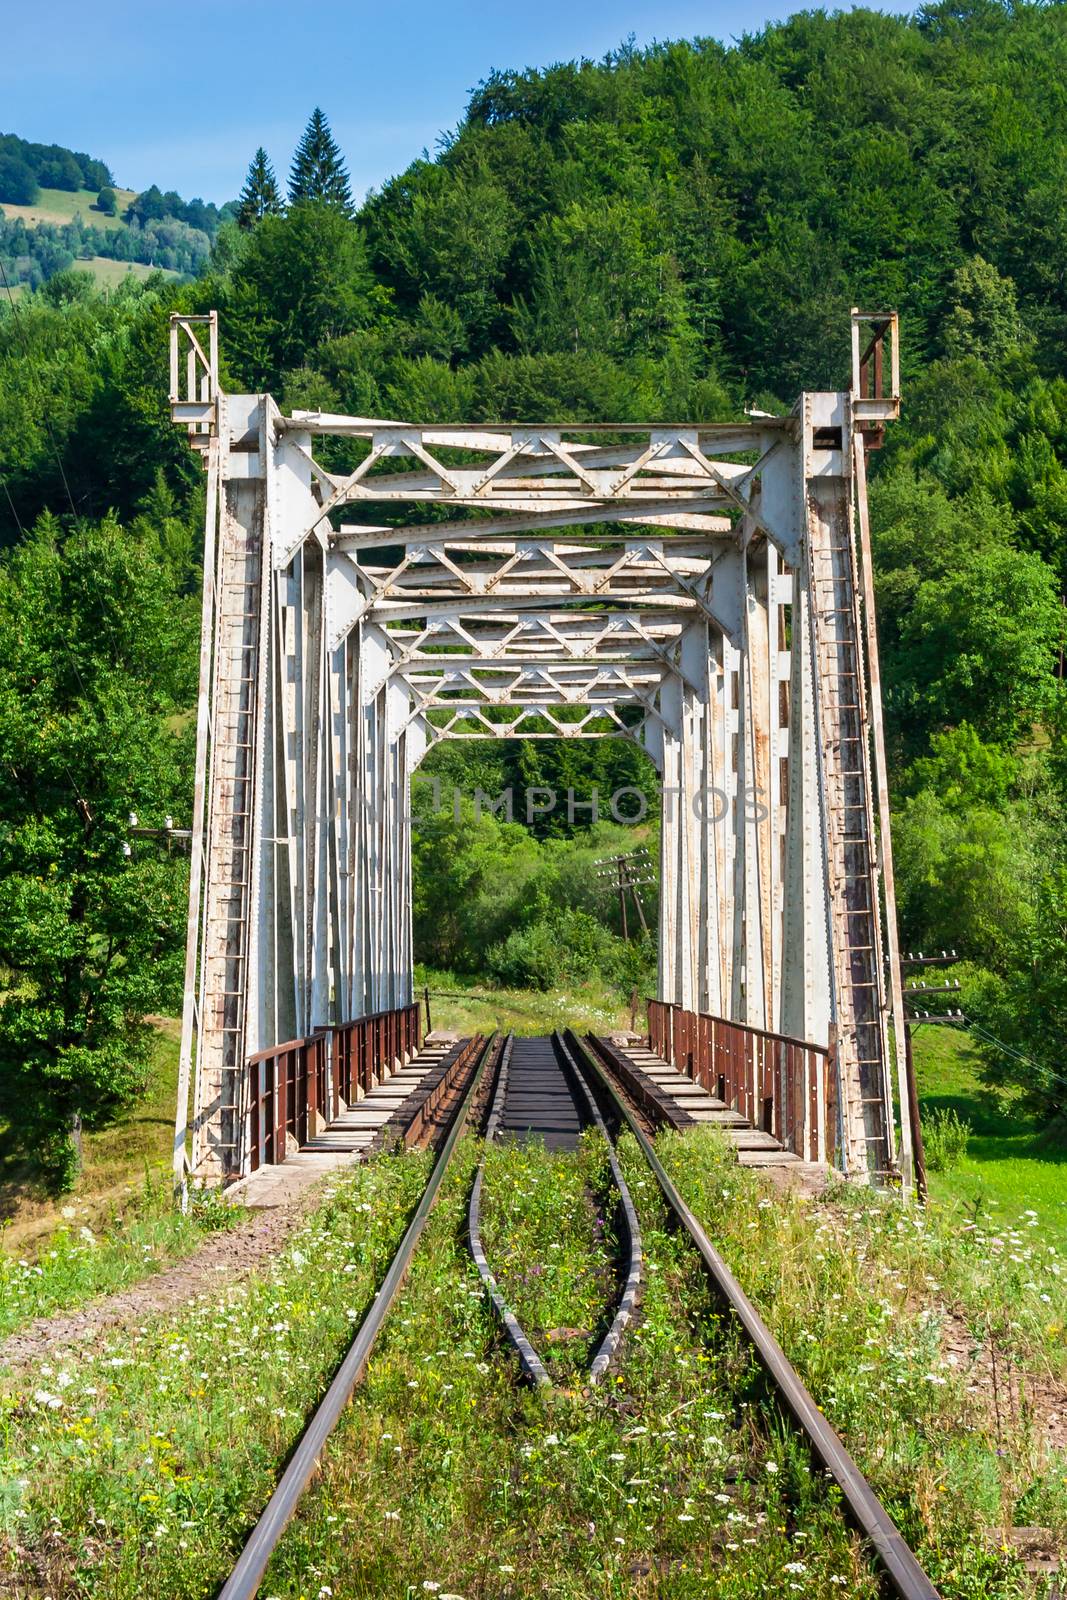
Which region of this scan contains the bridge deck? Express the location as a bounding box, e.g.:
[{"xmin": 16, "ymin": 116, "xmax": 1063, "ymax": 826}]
[{"xmin": 497, "ymin": 1036, "xmax": 584, "ymax": 1151}]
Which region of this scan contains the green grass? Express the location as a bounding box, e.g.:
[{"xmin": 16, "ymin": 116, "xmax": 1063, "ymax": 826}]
[
  {"xmin": 1, "ymin": 1126, "xmax": 1060, "ymax": 1596},
  {"xmin": 417, "ymin": 966, "xmax": 636, "ymax": 1037},
  {"xmin": 75, "ymin": 256, "xmax": 181, "ymax": 289},
  {"xmin": 0, "ymin": 186, "xmax": 136, "ymax": 231},
  {"xmin": 0, "ymin": 1020, "xmax": 243, "ymax": 1334},
  {"xmin": 660, "ymin": 1128, "xmax": 1067, "ymax": 1587},
  {"xmin": 0, "ymin": 1150, "xmax": 433, "ymax": 1597},
  {"xmin": 479, "ymin": 1132, "xmax": 617, "ymax": 1379},
  {"xmin": 0, "ymin": 1022, "xmax": 186, "ymax": 1254},
  {"xmin": 257, "ymin": 1138, "xmax": 878, "ymax": 1600},
  {"xmin": 912, "ymin": 1026, "xmax": 1067, "ymax": 1253},
  {"xmin": 0, "ymin": 1182, "xmax": 239, "ymax": 1341}
]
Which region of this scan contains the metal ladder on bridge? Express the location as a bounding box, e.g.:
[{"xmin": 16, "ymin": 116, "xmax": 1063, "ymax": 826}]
[
  {"xmin": 809, "ymin": 485, "xmax": 892, "ymax": 1178},
  {"xmin": 195, "ymin": 488, "xmax": 263, "ymax": 1178}
]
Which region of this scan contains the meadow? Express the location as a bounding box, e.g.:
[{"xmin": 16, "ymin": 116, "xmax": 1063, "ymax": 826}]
[
  {"xmin": 912, "ymin": 1026, "xmax": 1067, "ymax": 1254},
  {"xmin": 0, "ymin": 186, "xmax": 136, "ymax": 230}
]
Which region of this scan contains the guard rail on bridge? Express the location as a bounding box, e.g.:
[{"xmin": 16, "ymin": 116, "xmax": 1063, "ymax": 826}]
[
  {"xmin": 647, "ymin": 1000, "xmax": 837, "ymax": 1166},
  {"xmin": 244, "ymin": 1004, "xmax": 422, "ymax": 1173}
]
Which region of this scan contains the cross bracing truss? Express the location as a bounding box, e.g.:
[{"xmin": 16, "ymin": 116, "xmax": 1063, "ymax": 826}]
[{"xmin": 168, "ymin": 311, "xmax": 912, "ymax": 1194}]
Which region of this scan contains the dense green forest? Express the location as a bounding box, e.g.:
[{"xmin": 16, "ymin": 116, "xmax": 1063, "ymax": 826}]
[{"xmin": 1, "ymin": 0, "xmax": 1066, "ymax": 1182}]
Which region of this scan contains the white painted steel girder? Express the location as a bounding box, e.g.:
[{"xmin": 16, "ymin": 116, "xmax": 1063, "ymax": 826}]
[{"xmin": 170, "ymin": 328, "xmax": 910, "ymax": 1190}]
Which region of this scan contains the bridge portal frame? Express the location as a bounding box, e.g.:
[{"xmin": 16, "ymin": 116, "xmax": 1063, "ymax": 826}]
[{"xmin": 169, "ymin": 311, "xmax": 911, "ymax": 1191}]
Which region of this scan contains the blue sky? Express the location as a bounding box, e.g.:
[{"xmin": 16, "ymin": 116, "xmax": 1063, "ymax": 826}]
[{"xmin": 3, "ymin": 0, "xmax": 913, "ymax": 205}]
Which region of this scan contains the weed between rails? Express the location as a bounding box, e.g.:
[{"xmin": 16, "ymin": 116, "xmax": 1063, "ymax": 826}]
[
  {"xmin": 479, "ymin": 1131, "xmax": 617, "ymax": 1380},
  {"xmin": 259, "ymin": 1136, "xmax": 877, "ymax": 1600}
]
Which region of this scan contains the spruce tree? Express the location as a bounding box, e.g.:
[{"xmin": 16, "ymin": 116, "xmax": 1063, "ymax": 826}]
[
  {"xmin": 237, "ymin": 147, "xmax": 283, "ymax": 229},
  {"xmin": 288, "ymin": 108, "xmax": 353, "ymax": 214}
]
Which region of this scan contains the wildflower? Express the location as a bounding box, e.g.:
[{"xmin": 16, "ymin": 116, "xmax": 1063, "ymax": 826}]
[
  {"xmin": 422, "ymin": 1584, "xmax": 441, "ymax": 1593},
  {"xmin": 765, "ymin": 1460, "xmax": 779, "ymax": 1474},
  {"xmin": 783, "ymin": 1562, "xmax": 807, "ymax": 1574}
]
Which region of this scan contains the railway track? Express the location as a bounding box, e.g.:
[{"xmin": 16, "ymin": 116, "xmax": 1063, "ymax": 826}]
[
  {"xmin": 216, "ymin": 1028, "xmax": 940, "ymax": 1600},
  {"xmin": 468, "ymin": 1032, "xmax": 642, "ymax": 1386}
]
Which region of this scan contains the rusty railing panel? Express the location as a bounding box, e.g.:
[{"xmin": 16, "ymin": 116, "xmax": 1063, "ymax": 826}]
[
  {"xmin": 647, "ymin": 1000, "xmax": 835, "ymax": 1165},
  {"xmin": 243, "ymin": 1003, "xmax": 423, "ymax": 1173}
]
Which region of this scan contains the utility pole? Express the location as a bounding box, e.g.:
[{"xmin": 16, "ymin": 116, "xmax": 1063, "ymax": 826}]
[
  {"xmin": 594, "ymin": 848, "xmax": 654, "ymax": 940},
  {"xmin": 899, "ymin": 949, "xmax": 963, "ymax": 1203}
]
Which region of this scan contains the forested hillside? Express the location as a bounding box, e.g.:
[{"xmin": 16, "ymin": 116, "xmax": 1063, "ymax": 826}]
[
  {"xmin": 0, "ymin": 131, "xmax": 236, "ymax": 290},
  {"xmin": 1, "ymin": 0, "xmax": 1066, "ymax": 1182}
]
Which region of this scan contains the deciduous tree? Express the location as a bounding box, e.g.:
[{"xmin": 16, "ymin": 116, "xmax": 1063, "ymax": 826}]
[{"xmin": 0, "ymin": 514, "xmax": 195, "ymax": 1187}]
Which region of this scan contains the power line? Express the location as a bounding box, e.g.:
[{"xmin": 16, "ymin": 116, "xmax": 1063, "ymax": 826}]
[
  {"xmin": 0, "ymin": 474, "xmax": 23, "ymax": 537},
  {"xmin": 964, "ymin": 1020, "xmax": 1067, "ymax": 1097}
]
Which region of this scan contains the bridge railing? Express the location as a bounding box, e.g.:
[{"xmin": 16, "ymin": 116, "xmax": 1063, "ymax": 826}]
[
  {"xmin": 647, "ymin": 999, "xmax": 836, "ymax": 1165},
  {"xmin": 244, "ymin": 1003, "xmax": 422, "ymax": 1173}
]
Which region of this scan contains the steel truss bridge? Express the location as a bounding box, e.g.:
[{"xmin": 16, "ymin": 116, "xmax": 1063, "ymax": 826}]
[{"xmin": 169, "ymin": 310, "xmax": 914, "ymax": 1190}]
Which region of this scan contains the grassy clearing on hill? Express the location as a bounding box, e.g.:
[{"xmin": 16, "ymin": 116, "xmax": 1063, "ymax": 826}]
[
  {"xmin": 912, "ymin": 1027, "xmax": 1067, "ymax": 1253},
  {"xmin": 76, "ymin": 256, "xmax": 181, "ymax": 288},
  {"xmin": 0, "ymin": 187, "xmax": 136, "ymax": 230}
]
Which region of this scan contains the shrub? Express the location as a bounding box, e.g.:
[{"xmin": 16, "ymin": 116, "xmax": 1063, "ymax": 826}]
[
  {"xmin": 922, "ymin": 1105, "xmax": 971, "ymax": 1171},
  {"xmin": 96, "ymin": 185, "xmax": 117, "ymax": 216},
  {"xmin": 485, "ymin": 920, "xmax": 561, "ymax": 991},
  {"xmin": 486, "ymin": 907, "xmax": 627, "ymax": 991}
]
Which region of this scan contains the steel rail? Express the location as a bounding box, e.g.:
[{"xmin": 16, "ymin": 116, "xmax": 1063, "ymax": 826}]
[
  {"xmin": 216, "ymin": 1032, "xmax": 495, "ymax": 1600},
  {"xmin": 468, "ymin": 1034, "xmax": 551, "ymax": 1387},
  {"xmin": 553, "ymin": 1030, "xmax": 642, "ymax": 1381},
  {"xmin": 467, "ymin": 1032, "xmax": 643, "ymax": 1388},
  {"xmin": 571, "ymin": 1031, "xmax": 940, "ymax": 1600}
]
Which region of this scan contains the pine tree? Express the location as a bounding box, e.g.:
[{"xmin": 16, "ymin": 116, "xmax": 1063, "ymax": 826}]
[
  {"xmin": 237, "ymin": 148, "xmax": 283, "ymax": 229},
  {"xmin": 288, "ymin": 108, "xmax": 353, "ymax": 214}
]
